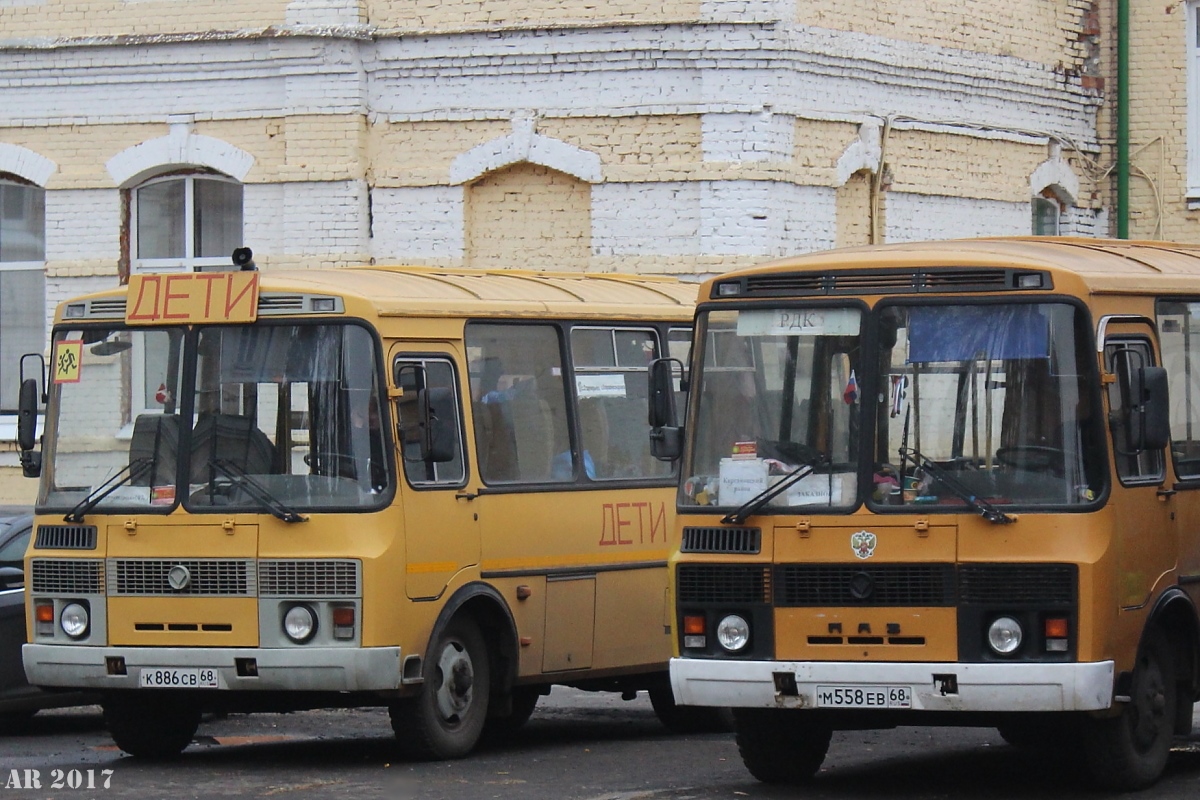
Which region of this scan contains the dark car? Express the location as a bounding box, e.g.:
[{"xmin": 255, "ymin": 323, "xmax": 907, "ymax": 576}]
[{"xmin": 0, "ymin": 512, "xmax": 94, "ymax": 729}]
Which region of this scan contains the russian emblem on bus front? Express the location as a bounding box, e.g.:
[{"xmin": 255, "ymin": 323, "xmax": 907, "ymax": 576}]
[{"xmin": 850, "ymin": 530, "xmax": 877, "ymax": 560}]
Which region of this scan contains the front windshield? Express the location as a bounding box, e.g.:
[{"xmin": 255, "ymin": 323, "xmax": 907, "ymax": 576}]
[
  {"xmin": 41, "ymin": 322, "xmax": 390, "ymax": 513},
  {"xmin": 683, "ymin": 307, "xmax": 862, "ymax": 510},
  {"xmin": 874, "ymin": 302, "xmax": 1103, "ymax": 510}
]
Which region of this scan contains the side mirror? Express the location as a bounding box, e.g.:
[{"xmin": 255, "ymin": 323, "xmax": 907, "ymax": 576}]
[
  {"xmin": 647, "ymin": 358, "xmax": 683, "ymax": 461},
  {"xmin": 0, "ymin": 566, "xmax": 24, "ymax": 591},
  {"xmin": 418, "ymin": 386, "xmax": 457, "ymax": 464},
  {"xmin": 1136, "ymin": 366, "xmax": 1170, "ymax": 451},
  {"xmin": 17, "ymin": 378, "xmax": 42, "ymax": 478}
]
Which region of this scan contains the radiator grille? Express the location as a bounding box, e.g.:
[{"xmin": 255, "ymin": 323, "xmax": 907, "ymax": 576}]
[
  {"xmin": 677, "ymin": 564, "xmax": 771, "ymax": 604},
  {"xmin": 958, "ymin": 564, "xmax": 1076, "ymax": 605},
  {"xmin": 776, "ymin": 564, "xmax": 955, "ymax": 607},
  {"xmin": 730, "ymin": 268, "xmax": 1049, "ymax": 298},
  {"xmin": 30, "ymin": 559, "xmax": 104, "ymax": 594},
  {"xmin": 108, "ymin": 559, "xmax": 255, "ymax": 596},
  {"xmin": 34, "ymin": 525, "xmax": 98, "ymax": 550},
  {"xmin": 681, "ymin": 527, "xmax": 761, "ymax": 554},
  {"xmin": 258, "ymin": 560, "xmax": 360, "ymax": 597}
]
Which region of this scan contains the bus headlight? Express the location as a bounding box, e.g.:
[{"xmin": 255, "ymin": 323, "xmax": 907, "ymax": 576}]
[
  {"xmin": 987, "ymin": 616, "xmax": 1023, "ymax": 655},
  {"xmin": 716, "ymin": 614, "xmax": 750, "ymax": 652},
  {"xmin": 283, "ymin": 605, "xmax": 317, "ymax": 643},
  {"xmin": 60, "ymin": 602, "xmax": 90, "ymax": 639}
]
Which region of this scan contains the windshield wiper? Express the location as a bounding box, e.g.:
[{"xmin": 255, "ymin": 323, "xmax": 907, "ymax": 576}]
[
  {"xmin": 205, "ymin": 459, "xmax": 307, "ymax": 524},
  {"xmin": 899, "ymin": 447, "xmax": 1015, "ymax": 525},
  {"xmin": 721, "ymin": 456, "xmax": 824, "ymax": 526},
  {"xmin": 64, "ymin": 458, "xmax": 154, "ymax": 523}
]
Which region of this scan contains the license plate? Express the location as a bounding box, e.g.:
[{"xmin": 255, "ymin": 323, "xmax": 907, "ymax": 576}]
[
  {"xmin": 815, "ymin": 685, "xmax": 911, "ymax": 709},
  {"xmin": 139, "ymin": 667, "xmax": 220, "ymax": 689}
]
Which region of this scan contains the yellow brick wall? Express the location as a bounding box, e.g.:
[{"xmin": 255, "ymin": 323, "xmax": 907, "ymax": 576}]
[
  {"xmin": 0, "ymin": 466, "xmax": 36, "ymax": 505},
  {"xmin": 369, "ymin": 120, "xmax": 512, "ymax": 187},
  {"xmin": 798, "ymin": 0, "xmax": 1087, "ymax": 69},
  {"xmin": 0, "ymin": 0, "xmax": 289, "ymax": 39},
  {"xmin": 539, "ymin": 115, "xmax": 702, "ymax": 182},
  {"xmin": 1124, "ymin": 2, "xmax": 1191, "ymax": 241},
  {"xmin": 368, "ymin": 0, "xmax": 699, "ymax": 32},
  {"xmin": 885, "ymin": 129, "xmax": 1048, "ymax": 203},
  {"xmin": 464, "ymin": 162, "xmax": 591, "ymax": 270},
  {"xmin": 0, "ymin": 123, "xmax": 161, "ymax": 190},
  {"xmin": 836, "ymin": 170, "xmax": 873, "ymax": 248}
]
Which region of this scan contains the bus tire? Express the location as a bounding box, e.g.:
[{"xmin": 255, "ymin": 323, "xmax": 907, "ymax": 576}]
[
  {"xmin": 391, "ymin": 617, "xmax": 491, "ymax": 760},
  {"xmin": 103, "ymin": 694, "xmax": 200, "ymax": 760},
  {"xmin": 733, "ymin": 708, "xmax": 831, "ymax": 784},
  {"xmin": 482, "ymin": 686, "xmax": 540, "ymax": 738},
  {"xmin": 1080, "ymin": 628, "xmax": 1177, "ymax": 791},
  {"xmin": 648, "ymin": 680, "xmax": 733, "ymax": 734}
]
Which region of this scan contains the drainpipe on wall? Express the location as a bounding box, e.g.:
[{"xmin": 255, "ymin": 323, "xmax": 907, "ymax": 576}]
[{"xmin": 1117, "ymin": 0, "xmax": 1130, "ymax": 238}]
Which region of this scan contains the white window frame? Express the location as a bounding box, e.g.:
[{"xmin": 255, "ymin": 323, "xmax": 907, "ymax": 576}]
[
  {"xmin": 1188, "ymin": 1, "xmax": 1200, "ymax": 200},
  {"xmin": 0, "ymin": 177, "xmax": 46, "ymax": 436},
  {"xmin": 130, "ymin": 174, "xmax": 243, "ymax": 274}
]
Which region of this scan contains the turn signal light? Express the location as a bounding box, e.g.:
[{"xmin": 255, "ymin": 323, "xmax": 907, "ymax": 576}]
[
  {"xmin": 683, "ymin": 615, "xmax": 706, "ymax": 635},
  {"xmin": 1045, "ymin": 616, "xmax": 1069, "ymax": 652},
  {"xmin": 1044, "ymin": 617, "xmax": 1069, "ymax": 638},
  {"xmin": 332, "ymin": 606, "xmax": 355, "ymax": 640},
  {"xmin": 35, "ymin": 603, "xmax": 54, "ymax": 623}
]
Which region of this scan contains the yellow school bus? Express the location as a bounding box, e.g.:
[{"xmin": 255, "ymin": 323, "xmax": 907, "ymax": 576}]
[
  {"xmin": 651, "ymin": 238, "xmax": 1200, "ymax": 791},
  {"xmin": 17, "ymin": 255, "xmax": 700, "ymax": 759}
]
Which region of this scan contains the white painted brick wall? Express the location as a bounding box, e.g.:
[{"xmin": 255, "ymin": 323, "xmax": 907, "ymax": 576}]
[
  {"xmin": 370, "ymin": 186, "xmax": 464, "ymax": 263},
  {"xmin": 593, "ymin": 181, "xmax": 835, "ymax": 258},
  {"xmin": 244, "ymin": 181, "xmax": 369, "ymax": 257},
  {"xmin": 44, "ymin": 190, "xmax": 121, "ymax": 261},
  {"xmin": 885, "ymin": 193, "xmax": 1031, "ymax": 242},
  {"xmin": 702, "ymin": 112, "xmax": 795, "ymax": 162}
]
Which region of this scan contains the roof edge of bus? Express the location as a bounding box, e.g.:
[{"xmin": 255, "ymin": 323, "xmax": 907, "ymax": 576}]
[{"xmin": 697, "ymin": 236, "xmax": 1200, "ymax": 297}]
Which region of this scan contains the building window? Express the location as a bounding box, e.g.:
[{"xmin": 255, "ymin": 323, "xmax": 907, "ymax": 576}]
[
  {"xmin": 1189, "ymin": 2, "xmax": 1200, "ymax": 199},
  {"xmin": 1032, "ymin": 196, "xmax": 1060, "ymax": 236},
  {"xmin": 132, "ymin": 174, "xmax": 243, "ymax": 273},
  {"xmin": 0, "ymin": 178, "xmax": 46, "ymax": 414}
]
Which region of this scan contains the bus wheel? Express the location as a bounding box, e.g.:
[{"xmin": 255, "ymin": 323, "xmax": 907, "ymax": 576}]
[
  {"xmin": 483, "ymin": 686, "xmax": 540, "ymax": 738},
  {"xmin": 103, "ymin": 694, "xmax": 201, "ymax": 759},
  {"xmin": 391, "ymin": 617, "xmax": 491, "ymax": 760},
  {"xmin": 1081, "ymin": 629, "xmax": 1177, "ymax": 791},
  {"xmin": 648, "ymin": 679, "xmax": 733, "ymax": 733},
  {"xmin": 733, "ymin": 708, "xmax": 831, "ymax": 784}
]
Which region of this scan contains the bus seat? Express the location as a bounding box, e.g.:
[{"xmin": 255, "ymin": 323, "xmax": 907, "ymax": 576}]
[
  {"xmin": 510, "ymin": 392, "xmax": 554, "ymax": 482},
  {"xmin": 188, "ymin": 413, "xmax": 277, "ymax": 483},
  {"xmin": 474, "ymin": 399, "xmax": 518, "ymax": 482},
  {"xmin": 129, "ymin": 413, "xmax": 180, "ymax": 486},
  {"xmin": 577, "ymin": 397, "xmax": 610, "ymax": 477}
]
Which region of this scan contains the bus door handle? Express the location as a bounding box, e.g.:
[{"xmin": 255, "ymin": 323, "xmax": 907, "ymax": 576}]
[
  {"xmin": 1157, "ymin": 488, "xmax": 1177, "ymax": 500},
  {"xmin": 455, "ymin": 491, "xmax": 477, "ymax": 501}
]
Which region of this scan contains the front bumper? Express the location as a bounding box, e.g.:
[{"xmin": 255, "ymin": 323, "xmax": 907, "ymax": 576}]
[
  {"xmin": 24, "ymin": 644, "xmax": 402, "ymax": 693},
  {"xmin": 670, "ymin": 658, "xmax": 1115, "ymax": 712}
]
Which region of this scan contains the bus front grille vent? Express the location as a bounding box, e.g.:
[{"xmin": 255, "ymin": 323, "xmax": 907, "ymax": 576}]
[
  {"xmin": 681, "ymin": 527, "xmax": 761, "ymax": 554},
  {"xmin": 775, "ymin": 564, "xmax": 956, "ymax": 607},
  {"xmin": 30, "ymin": 559, "xmax": 104, "ymax": 595},
  {"xmin": 676, "ymin": 564, "xmax": 771, "ymax": 604},
  {"xmin": 257, "ymin": 294, "xmax": 307, "ymax": 314},
  {"xmin": 735, "ymin": 268, "xmax": 1048, "ymax": 298},
  {"xmin": 86, "ymin": 299, "xmax": 127, "ymax": 318},
  {"xmin": 957, "ymin": 564, "xmax": 1076, "ymax": 605},
  {"xmin": 108, "ymin": 559, "xmax": 256, "ymax": 597},
  {"xmin": 258, "ymin": 559, "xmax": 361, "ymax": 597},
  {"xmin": 34, "ymin": 525, "xmax": 98, "ymax": 550}
]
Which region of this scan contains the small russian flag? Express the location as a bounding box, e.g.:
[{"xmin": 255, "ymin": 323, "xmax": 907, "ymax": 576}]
[{"xmin": 843, "ymin": 369, "xmax": 859, "ymax": 405}]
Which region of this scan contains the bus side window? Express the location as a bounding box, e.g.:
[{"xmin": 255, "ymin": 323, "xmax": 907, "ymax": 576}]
[
  {"xmin": 1105, "ymin": 339, "xmax": 1165, "ymax": 485},
  {"xmin": 393, "ymin": 357, "xmax": 466, "ymax": 487}
]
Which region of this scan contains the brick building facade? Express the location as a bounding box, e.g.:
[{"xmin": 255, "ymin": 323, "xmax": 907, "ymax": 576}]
[{"xmin": 0, "ymin": 1, "xmax": 1105, "ymax": 501}]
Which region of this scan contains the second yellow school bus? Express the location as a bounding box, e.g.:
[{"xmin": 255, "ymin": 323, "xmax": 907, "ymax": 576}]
[
  {"xmin": 652, "ymin": 238, "xmax": 1200, "ymax": 791},
  {"xmin": 18, "ymin": 258, "xmax": 701, "ymax": 759}
]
